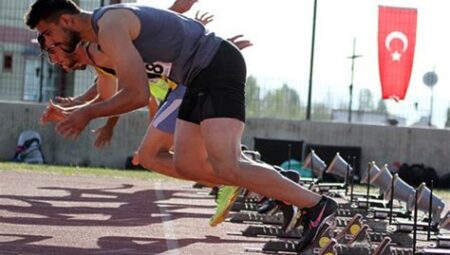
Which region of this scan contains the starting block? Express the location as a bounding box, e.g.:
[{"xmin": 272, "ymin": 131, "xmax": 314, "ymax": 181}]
[
  {"xmin": 262, "ymin": 221, "xmax": 337, "ymax": 254},
  {"xmin": 235, "ymin": 195, "xmax": 259, "ymax": 204},
  {"xmin": 395, "ymin": 218, "xmax": 438, "ymax": 233},
  {"xmin": 436, "ymin": 235, "xmax": 450, "ymax": 248},
  {"xmin": 299, "ymin": 177, "xmax": 316, "ymax": 185},
  {"xmin": 334, "ymin": 236, "xmax": 392, "ymax": 255},
  {"xmin": 335, "ymin": 214, "xmax": 369, "ymax": 245},
  {"xmin": 228, "ymin": 211, "xmax": 283, "ymax": 225},
  {"xmin": 317, "ymin": 182, "xmax": 346, "ymax": 192},
  {"xmin": 372, "ymin": 207, "xmax": 410, "ymax": 219},
  {"xmin": 337, "ymin": 203, "xmax": 370, "ymax": 217},
  {"xmin": 369, "ymin": 231, "xmax": 413, "ymax": 247},
  {"xmin": 352, "ymin": 191, "xmax": 380, "ymax": 200},
  {"xmin": 241, "ymin": 225, "xmax": 302, "ymax": 238},
  {"xmin": 420, "ymin": 248, "xmax": 450, "ymax": 255},
  {"xmin": 230, "ymin": 202, "xmax": 260, "ymax": 212},
  {"xmin": 357, "ymin": 197, "xmax": 388, "ymax": 208}
]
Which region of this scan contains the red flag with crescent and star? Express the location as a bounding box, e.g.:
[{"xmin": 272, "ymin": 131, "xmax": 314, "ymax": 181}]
[{"xmin": 378, "ymin": 6, "xmax": 417, "ymax": 100}]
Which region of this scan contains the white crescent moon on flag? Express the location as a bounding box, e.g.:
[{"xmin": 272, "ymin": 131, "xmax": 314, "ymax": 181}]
[{"xmin": 385, "ymin": 31, "xmax": 408, "ymax": 52}]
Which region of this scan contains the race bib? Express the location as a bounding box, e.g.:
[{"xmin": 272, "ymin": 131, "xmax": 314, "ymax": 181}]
[
  {"xmin": 144, "ymin": 61, "xmax": 174, "ymax": 100},
  {"xmin": 145, "ymin": 61, "xmax": 172, "ymax": 81}
]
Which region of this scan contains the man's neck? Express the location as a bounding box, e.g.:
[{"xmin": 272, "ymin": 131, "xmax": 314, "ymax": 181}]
[{"xmin": 75, "ymin": 11, "xmax": 98, "ymax": 43}]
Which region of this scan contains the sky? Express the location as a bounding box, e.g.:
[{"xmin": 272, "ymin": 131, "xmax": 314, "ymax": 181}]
[{"xmin": 137, "ymin": 0, "xmax": 450, "ymax": 127}]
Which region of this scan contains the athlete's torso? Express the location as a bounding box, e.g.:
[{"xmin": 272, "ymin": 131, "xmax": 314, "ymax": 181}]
[{"xmin": 91, "ymin": 3, "xmax": 222, "ymax": 86}]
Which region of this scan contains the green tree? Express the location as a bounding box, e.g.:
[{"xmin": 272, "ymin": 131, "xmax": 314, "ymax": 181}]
[
  {"xmin": 245, "ymin": 76, "xmax": 261, "ymax": 117},
  {"xmin": 312, "ymin": 102, "xmax": 331, "ymax": 121},
  {"xmin": 358, "ymin": 88, "xmax": 375, "ymax": 111},
  {"xmin": 446, "ymin": 108, "xmax": 450, "ymax": 128},
  {"xmin": 375, "ymin": 99, "xmax": 388, "ymax": 114},
  {"xmin": 262, "ymin": 83, "xmax": 302, "ymax": 119}
]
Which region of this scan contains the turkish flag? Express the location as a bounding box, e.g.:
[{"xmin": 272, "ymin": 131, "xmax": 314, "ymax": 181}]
[{"xmin": 378, "ymin": 6, "xmax": 417, "ymax": 100}]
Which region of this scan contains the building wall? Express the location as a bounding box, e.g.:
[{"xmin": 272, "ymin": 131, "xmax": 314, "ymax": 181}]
[
  {"xmin": 1, "ymin": 102, "xmax": 449, "ymax": 178},
  {"xmin": 0, "ymin": 1, "xmax": 30, "ymax": 29},
  {"xmin": 0, "ymin": 0, "xmax": 136, "ymax": 103},
  {"xmin": 0, "ymin": 43, "xmax": 26, "ymax": 101}
]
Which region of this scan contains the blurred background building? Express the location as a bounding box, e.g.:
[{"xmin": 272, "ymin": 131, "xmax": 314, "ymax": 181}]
[
  {"xmin": 0, "ymin": 0, "xmax": 135, "ymax": 102},
  {"xmin": 1, "ymin": 0, "xmax": 450, "ymax": 129}
]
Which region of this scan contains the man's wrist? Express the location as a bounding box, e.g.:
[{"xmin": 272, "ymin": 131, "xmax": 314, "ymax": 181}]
[{"xmin": 83, "ymin": 105, "xmax": 97, "ymax": 120}]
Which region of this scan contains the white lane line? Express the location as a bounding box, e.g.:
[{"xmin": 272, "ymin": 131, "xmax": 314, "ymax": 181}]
[{"xmin": 154, "ymin": 183, "xmax": 180, "ymax": 255}]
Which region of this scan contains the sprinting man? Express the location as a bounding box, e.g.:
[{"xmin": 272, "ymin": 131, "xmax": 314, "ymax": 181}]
[
  {"xmin": 40, "ymin": 0, "xmax": 218, "ymax": 149},
  {"xmin": 25, "ymin": 1, "xmax": 337, "ymax": 251},
  {"xmin": 37, "ymin": 3, "xmax": 254, "ymax": 221},
  {"xmin": 39, "ymin": 32, "xmax": 252, "ymax": 184}
]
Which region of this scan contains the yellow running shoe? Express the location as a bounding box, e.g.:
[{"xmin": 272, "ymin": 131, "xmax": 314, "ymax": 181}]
[{"xmin": 209, "ymin": 186, "xmax": 242, "ymax": 227}]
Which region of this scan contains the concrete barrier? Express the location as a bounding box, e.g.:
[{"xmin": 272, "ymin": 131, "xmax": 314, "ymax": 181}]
[
  {"xmin": 0, "ymin": 101, "xmax": 147, "ymax": 168},
  {"xmin": 1, "ymin": 101, "xmax": 449, "ymax": 177},
  {"xmin": 242, "ymin": 118, "xmax": 450, "ymax": 177}
]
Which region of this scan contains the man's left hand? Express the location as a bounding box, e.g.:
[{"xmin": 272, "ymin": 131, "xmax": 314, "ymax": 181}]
[{"xmin": 56, "ymin": 108, "xmax": 92, "ymax": 139}]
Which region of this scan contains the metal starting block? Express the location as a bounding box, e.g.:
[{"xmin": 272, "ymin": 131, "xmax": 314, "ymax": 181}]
[
  {"xmin": 372, "ymin": 207, "xmax": 410, "ymax": 219},
  {"xmin": 337, "ymin": 203, "xmax": 370, "ymax": 217},
  {"xmin": 419, "ymin": 248, "xmax": 450, "ymax": 255},
  {"xmin": 317, "ymin": 182, "xmax": 346, "ymax": 192},
  {"xmin": 230, "ymin": 211, "xmax": 350, "ymax": 227},
  {"xmin": 228, "ymin": 212, "xmax": 283, "ymax": 225},
  {"xmin": 352, "ymin": 191, "xmax": 380, "ymax": 199},
  {"xmin": 436, "ymin": 235, "xmax": 450, "ymax": 248},
  {"xmin": 262, "ymin": 222, "xmax": 335, "ymax": 255},
  {"xmin": 357, "ymin": 198, "xmax": 388, "ymax": 208},
  {"xmin": 230, "ymin": 202, "xmax": 260, "ymax": 212},
  {"xmin": 369, "ymin": 231, "xmax": 413, "ymax": 247},
  {"xmin": 335, "ymin": 236, "xmax": 393, "ymax": 255},
  {"xmin": 335, "ymin": 214, "xmax": 369, "ymax": 245},
  {"xmin": 235, "ymin": 196, "xmax": 259, "ymax": 204},
  {"xmin": 241, "ymin": 225, "xmax": 302, "ymax": 238},
  {"xmin": 395, "ymin": 218, "xmax": 438, "ymax": 233},
  {"xmin": 299, "ymin": 177, "xmax": 316, "ymax": 185},
  {"xmin": 364, "ymin": 218, "xmax": 388, "ymax": 233}
]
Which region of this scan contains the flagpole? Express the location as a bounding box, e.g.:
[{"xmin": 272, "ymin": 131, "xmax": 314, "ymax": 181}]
[
  {"xmin": 429, "ymin": 86, "xmax": 434, "ymax": 126},
  {"xmin": 306, "ymin": 0, "xmax": 317, "ymax": 120},
  {"xmin": 347, "ymin": 38, "xmax": 362, "ymax": 123},
  {"xmin": 423, "ymin": 70, "xmax": 438, "ymax": 127}
]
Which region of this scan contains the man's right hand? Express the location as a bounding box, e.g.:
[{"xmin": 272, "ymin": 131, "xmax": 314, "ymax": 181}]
[
  {"xmin": 40, "ymin": 100, "xmax": 68, "ymax": 125},
  {"xmin": 54, "ymin": 96, "xmax": 83, "ymax": 107}
]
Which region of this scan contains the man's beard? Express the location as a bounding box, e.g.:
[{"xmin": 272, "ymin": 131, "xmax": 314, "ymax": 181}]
[
  {"xmin": 60, "ymin": 28, "xmax": 81, "ymax": 54},
  {"xmin": 63, "ymin": 61, "xmax": 87, "ymax": 72}
]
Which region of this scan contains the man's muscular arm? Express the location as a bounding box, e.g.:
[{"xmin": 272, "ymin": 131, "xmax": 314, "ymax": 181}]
[
  {"xmin": 87, "ymin": 10, "xmax": 149, "ymax": 117},
  {"xmin": 55, "ymin": 10, "xmax": 149, "ymax": 138}
]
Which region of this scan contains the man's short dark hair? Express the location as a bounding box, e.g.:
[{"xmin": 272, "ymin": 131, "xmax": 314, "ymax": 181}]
[{"xmin": 24, "ymin": 0, "xmax": 81, "ymax": 29}]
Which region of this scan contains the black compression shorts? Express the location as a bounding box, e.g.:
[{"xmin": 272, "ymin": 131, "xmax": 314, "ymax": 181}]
[{"xmin": 178, "ymin": 40, "xmax": 247, "ymax": 124}]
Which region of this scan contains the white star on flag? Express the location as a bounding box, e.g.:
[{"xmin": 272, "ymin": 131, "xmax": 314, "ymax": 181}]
[{"xmin": 391, "ymin": 51, "xmax": 401, "ymax": 61}]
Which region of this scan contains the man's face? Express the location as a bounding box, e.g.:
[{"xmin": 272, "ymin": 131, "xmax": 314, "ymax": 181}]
[
  {"xmin": 38, "ymin": 34, "xmax": 87, "ymax": 72},
  {"xmin": 58, "ymin": 47, "xmax": 88, "ymax": 72},
  {"xmin": 36, "ymin": 18, "xmax": 81, "ymax": 55}
]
